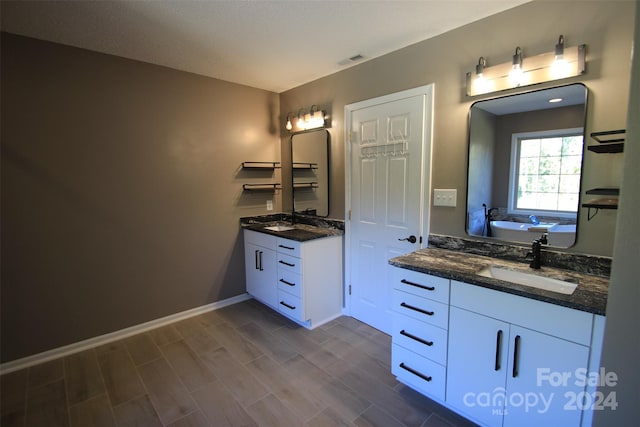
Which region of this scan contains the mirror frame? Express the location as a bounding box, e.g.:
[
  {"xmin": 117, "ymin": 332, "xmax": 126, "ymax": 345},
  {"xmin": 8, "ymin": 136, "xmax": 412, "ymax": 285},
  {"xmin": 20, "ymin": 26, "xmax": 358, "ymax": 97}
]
[
  {"xmin": 465, "ymin": 83, "xmax": 589, "ymax": 248},
  {"xmin": 290, "ymin": 128, "xmax": 330, "ymax": 217}
]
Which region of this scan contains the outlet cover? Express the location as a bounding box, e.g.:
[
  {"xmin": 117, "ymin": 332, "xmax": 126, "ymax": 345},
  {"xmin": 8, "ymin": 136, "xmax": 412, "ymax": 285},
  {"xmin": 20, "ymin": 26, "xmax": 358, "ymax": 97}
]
[
  {"xmin": 266, "ymin": 200, "xmax": 273, "ymax": 211},
  {"xmin": 433, "ymin": 189, "xmax": 457, "ymax": 207}
]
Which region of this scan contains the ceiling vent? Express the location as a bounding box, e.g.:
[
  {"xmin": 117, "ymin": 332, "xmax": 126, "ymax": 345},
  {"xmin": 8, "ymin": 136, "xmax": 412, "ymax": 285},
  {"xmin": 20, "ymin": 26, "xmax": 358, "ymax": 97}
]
[{"xmin": 338, "ymin": 54, "xmax": 366, "ymax": 66}]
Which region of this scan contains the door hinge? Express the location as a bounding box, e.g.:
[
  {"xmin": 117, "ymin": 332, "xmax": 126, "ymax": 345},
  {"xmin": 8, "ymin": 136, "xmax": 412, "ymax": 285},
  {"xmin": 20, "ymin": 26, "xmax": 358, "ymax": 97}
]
[
  {"xmin": 348, "ymin": 131, "xmax": 352, "ymax": 143},
  {"xmin": 348, "ymin": 210, "xmax": 352, "ymax": 220},
  {"xmin": 349, "ymin": 284, "xmax": 352, "ymax": 295}
]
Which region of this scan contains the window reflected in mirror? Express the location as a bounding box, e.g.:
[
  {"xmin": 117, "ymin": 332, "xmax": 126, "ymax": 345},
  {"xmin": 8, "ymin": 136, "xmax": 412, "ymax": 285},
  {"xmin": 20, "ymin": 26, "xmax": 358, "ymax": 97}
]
[{"xmin": 466, "ymin": 84, "xmax": 588, "ymax": 248}]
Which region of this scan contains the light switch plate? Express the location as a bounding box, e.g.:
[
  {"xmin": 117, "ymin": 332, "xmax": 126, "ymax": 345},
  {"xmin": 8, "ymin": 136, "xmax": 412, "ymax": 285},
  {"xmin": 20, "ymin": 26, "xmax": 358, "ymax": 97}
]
[
  {"xmin": 433, "ymin": 189, "xmax": 457, "ymax": 207},
  {"xmin": 266, "ymin": 199, "xmax": 273, "ymax": 211}
]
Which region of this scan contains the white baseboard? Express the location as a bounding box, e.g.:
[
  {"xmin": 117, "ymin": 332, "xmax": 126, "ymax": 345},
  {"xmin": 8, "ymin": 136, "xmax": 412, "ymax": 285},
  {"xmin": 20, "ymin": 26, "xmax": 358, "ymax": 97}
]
[{"xmin": 0, "ymin": 293, "xmax": 252, "ymax": 375}]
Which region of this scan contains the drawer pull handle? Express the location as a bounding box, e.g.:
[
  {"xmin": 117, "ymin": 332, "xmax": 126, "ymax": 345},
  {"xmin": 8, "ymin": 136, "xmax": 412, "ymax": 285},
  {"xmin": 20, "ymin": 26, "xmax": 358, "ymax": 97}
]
[
  {"xmin": 512, "ymin": 335, "xmax": 521, "ymax": 378},
  {"xmin": 279, "ymin": 260, "xmax": 296, "ymax": 267},
  {"xmin": 278, "ymin": 244, "xmax": 295, "ymax": 250},
  {"xmin": 400, "ymin": 302, "xmax": 434, "ymax": 316},
  {"xmin": 495, "ymin": 330, "xmax": 503, "ymax": 371},
  {"xmin": 400, "ymin": 330, "xmax": 433, "ymax": 346},
  {"xmin": 399, "ymin": 362, "xmax": 432, "ymax": 382},
  {"xmin": 279, "ymin": 279, "xmax": 296, "ymax": 287},
  {"xmin": 400, "ymin": 279, "xmax": 435, "ymax": 291},
  {"xmin": 280, "ymin": 301, "xmax": 296, "ymax": 310}
]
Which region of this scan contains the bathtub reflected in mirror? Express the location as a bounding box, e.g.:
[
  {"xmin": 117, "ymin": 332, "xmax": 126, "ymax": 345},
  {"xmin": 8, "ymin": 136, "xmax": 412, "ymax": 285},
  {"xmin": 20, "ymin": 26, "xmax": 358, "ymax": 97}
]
[{"xmin": 466, "ymin": 84, "xmax": 588, "ymax": 248}]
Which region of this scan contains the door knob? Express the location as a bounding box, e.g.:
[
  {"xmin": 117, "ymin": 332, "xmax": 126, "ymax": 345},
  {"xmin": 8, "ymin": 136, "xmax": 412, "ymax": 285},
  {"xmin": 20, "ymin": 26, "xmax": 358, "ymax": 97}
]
[{"xmin": 398, "ymin": 235, "xmax": 417, "ymax": 244}]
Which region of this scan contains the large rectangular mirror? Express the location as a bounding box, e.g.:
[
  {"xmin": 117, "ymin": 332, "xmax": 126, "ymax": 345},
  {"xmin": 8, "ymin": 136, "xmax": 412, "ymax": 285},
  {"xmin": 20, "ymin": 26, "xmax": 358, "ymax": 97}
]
[
  {"xmin": 466, "ymin": 83, "xmax": 588, "ymax": 248},
  {"xmin": 291, "ymin": 129, "xmax": 330, "ymax": 217}
]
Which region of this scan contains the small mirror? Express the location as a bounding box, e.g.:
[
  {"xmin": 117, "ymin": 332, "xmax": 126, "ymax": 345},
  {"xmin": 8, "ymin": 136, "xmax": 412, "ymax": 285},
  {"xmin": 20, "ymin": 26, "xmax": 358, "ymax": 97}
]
[
  {"xmin": 466, "ymin": 84, "xmax": 588, "ymax": 248},
  {"xmin": 291, "ymin": 129, "xmax": 330, "ymax": 217}
]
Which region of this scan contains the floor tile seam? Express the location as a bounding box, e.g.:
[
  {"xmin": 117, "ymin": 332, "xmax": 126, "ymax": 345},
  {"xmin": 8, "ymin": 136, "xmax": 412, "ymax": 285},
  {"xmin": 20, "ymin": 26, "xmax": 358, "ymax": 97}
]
[
  {"xmin": 155, "ymin": 339, "xmax": 217, "ymax": 394},
  {"xmin": 134, "ymin": 355, "xmax": 200, "ymax": 426},
  {"xmin": 241, "ymin": 354, "xmax": 327, "ymax": 424}
]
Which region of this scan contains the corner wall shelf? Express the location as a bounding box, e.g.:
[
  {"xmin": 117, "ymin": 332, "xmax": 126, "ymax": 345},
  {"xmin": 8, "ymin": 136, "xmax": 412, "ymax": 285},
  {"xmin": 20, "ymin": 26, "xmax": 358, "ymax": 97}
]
[{"xmin": 587, "ymin": 129, "xmax": 625, "ymax": 153}]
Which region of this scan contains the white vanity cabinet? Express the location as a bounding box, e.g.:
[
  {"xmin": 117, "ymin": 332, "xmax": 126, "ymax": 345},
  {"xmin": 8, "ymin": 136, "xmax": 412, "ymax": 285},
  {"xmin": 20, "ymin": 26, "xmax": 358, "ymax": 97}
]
[
  {"xmin": 244, "ymin": 229, "xmax": 277, "ymax": 307},
  {"xmin": 244, "ymin": 229, "xmax": 342, "ymax": 329},
  {"xmin": 447, "ymin": 280, "xmax": 594, "ymax": 427},
  {"xmin": 390, "ymin": 268, "xmax": 450, "ymax": 401}
]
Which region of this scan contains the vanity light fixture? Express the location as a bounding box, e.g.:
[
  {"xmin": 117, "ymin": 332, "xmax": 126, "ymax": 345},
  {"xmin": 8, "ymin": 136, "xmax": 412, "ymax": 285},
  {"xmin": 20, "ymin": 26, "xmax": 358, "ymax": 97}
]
[
  {"xmin": 466, "ymin": 35, "xmax": 586, "ymax": 96},
  {"xmin": 509, "ymin": 47, "xmax": 524, "ymax": 86},
  {"xmin": 285, "ymin": 113, "xmax": 293, "ymax": 131},
  {"xmin": 285, "ymin": 105, "xmax": 328, "ymax": 132},
  {"xmin": 296, "ymin": 109, "xmax": 306, "ymax": 129}
]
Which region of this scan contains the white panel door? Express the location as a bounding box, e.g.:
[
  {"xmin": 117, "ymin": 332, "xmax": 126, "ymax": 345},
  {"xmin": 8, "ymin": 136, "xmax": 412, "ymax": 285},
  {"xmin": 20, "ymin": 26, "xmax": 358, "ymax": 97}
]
[{"xmin": 346, "ymin": 86, "xmax": 433, "ymax": 334}]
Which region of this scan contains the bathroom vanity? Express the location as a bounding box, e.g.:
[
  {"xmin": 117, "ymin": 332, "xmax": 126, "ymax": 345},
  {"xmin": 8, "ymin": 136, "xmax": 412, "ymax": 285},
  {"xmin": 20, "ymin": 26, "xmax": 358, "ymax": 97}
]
[
  {"xmin": 242, "ymin": 220, "xmax": 343, "ymax": 329},
  {"xmin": 389, "ymin": 247, "xmax": 608, "ymax": 427}
]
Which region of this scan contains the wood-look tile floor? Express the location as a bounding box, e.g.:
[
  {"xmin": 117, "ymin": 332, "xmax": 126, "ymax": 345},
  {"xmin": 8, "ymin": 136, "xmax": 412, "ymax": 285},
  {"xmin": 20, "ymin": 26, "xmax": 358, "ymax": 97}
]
[{"xmin": 0, "ymin": 299, "xmax": 478, "ymax": 427}]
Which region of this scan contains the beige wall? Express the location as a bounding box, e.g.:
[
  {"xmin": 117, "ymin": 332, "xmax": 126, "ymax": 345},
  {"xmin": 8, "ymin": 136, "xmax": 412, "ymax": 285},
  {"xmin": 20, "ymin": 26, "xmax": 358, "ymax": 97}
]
[
  {"xmin": 280, "ymin": 0, "xmax": 635, "ymax": 257},
  {"xmin": 1, "ymin": 33, "xmax": 280, "ymax": 362}
]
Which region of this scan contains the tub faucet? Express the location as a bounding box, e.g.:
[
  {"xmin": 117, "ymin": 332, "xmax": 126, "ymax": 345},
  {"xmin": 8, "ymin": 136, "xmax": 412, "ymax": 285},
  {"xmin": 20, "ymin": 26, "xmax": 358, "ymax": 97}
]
[{"xmin": 528, "ymin": 233, "xmax": 548, "ymax": 269}]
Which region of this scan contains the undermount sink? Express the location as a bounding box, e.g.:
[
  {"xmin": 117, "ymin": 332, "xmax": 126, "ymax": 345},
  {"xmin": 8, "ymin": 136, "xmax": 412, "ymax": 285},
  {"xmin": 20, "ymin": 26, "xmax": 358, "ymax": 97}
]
[
  {"xmin": 264, "ymin": 225, "xmax": 296, "ymax": 232},
  {"xmin": 477, "ymin": 265, "xmax": 578, "ymax": 295}
]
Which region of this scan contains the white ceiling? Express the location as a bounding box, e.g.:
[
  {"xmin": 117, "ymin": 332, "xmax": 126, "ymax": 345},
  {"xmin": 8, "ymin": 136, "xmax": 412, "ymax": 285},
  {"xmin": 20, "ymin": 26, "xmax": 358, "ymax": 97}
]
[{"xmin": 1, "ymin": 0, "xmax": 531, "ymax": 93}]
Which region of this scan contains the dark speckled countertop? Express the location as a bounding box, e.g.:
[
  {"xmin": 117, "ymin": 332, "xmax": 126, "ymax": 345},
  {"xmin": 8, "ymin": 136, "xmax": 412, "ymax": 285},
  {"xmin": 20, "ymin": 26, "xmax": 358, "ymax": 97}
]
[
  {"xmin": 240, "ymin": 214, "xmax": 343, "ymax": 242},
  {"xmin": 242, "ymin": 222, "xmax": 342, "ymax": 241},
  {"xmin": 389, "ymin": 248, "xmax": 608, "ymax": 316}
]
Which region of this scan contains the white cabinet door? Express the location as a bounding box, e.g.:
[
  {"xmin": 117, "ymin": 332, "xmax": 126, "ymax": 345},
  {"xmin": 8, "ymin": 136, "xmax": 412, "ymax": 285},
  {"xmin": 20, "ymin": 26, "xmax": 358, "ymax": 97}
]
[
  {"xmin": 244, "ymin": 241, "xmax": 277, "ymax": 307},
  {"xmin": 448, "ymin": 306, "xmax": 589, "ymax": 427},
  {"xmin": 504, "ymin": 325, "xmax": 589, "ymax": 427},
  {"xmin": 448, "ymin": 306, "xmax": 508, "ymax": 427}
]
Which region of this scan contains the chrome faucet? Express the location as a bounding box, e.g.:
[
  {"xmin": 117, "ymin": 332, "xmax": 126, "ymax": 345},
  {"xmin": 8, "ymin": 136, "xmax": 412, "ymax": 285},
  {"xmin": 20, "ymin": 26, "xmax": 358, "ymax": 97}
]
[{"xmin": 529, "ymin": 233, "xmax": 548, "ymax": 269}]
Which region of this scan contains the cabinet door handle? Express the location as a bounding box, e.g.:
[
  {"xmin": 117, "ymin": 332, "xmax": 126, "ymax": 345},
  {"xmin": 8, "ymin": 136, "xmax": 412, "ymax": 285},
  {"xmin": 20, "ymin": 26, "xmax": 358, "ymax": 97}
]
[
  {"xmin": 278, "ymin": 244, "xmax": 295, "ymax": 250},
  {"xmin": 254, "ymin": 250, "xmax": 260, "ymax": 270},
  {"xmin": 259, "ymin": 251, "xmax": 263, "ymax": 271},
  {"xmin": 399, "ymin": 362, "xmax": 432, "ymax": 382},
  {"xmin": 400, "ymin": 302, "xmax": 434, "ymax": 316},
  {"xmin": 400, "ymin": 279, "xmax": 435, "ymax": 291},
  {"xmin": 495, "ymin": 330, "xmax": 503, "ymax": 371},
  {"xmin": 279, "ymin": 278, "xmax": 296, "ymax": 287},
  {"xmin": 400, "ymin": 329, "xmax": 433, "ymax": 346},
  {"xmin": 279, "ymin": 301, "xmax": 296, "ymax": 310},
  {"xmin": 279, "ymin": 260, "xmax": 295, "ymax": 267},
  {"xmin": 512, "ymin": 335, "xmax": 521, "ymax": 378}
]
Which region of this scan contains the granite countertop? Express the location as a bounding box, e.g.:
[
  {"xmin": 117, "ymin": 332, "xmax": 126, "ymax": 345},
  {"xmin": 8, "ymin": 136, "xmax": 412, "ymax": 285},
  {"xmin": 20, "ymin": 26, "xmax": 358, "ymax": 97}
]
[
  {"xmin": 241, "ymin": 222, "xmax": 343, "ymax": 242},
  {"xmin": 389, "ymin": 247, "xmax": 608, "ymax": 315}
]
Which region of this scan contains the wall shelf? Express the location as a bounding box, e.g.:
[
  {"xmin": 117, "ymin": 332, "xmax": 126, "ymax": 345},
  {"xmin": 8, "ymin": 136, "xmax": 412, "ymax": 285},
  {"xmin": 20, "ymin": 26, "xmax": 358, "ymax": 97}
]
[
  {"xmin": 242, "ymin": 183, "xmax": 281, "ymax": 191},
  {"xmin": 242, "ymin": 161, "xmax": 281, "ymax": 169}
]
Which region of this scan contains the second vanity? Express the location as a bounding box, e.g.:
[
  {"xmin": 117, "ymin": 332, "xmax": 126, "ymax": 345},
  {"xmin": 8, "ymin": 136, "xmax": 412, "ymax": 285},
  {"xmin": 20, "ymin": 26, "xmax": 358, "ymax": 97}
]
[
  {"xmin": 242, "ymin": 217, "xmax": 344, "ymax": 329},
  {"xmin": 388, "ymin": 244, "xmax": 608, "ymax": 427}
]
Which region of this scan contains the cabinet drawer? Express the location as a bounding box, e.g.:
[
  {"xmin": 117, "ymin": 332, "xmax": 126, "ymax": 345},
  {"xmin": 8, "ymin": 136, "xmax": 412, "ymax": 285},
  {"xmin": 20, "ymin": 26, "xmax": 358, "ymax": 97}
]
[
  {"xmin": 277, "ymin": 253, "xmax": 301, "ymax": 274},
  {"xmin": 391, "ymin": 268, "xmax": 450, "ymax": 303},
  {"xmin": 393, "ymin": 290, "xmax": 448, "ymax": 329},
  {"xmin": 392, "ymin": 344, "xmax": 445, "ymax": 401},
  {"xmin": 278, "ymin": 269, "xmax": 302, "ymax": 298},
  {"xmin": 276, "ymin": 238, "xmax": 301, "ymax": 257},
  {"xmin": 245, "ymin": 229, "xmax": 276, "ymax": 250},
  {"xmin": 277, "ymin": 292, "xmax": 304, "ymax": 321},
  {"xmin": 393, "ymin": 314, "xmax": 447, "ymax": 365}
]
